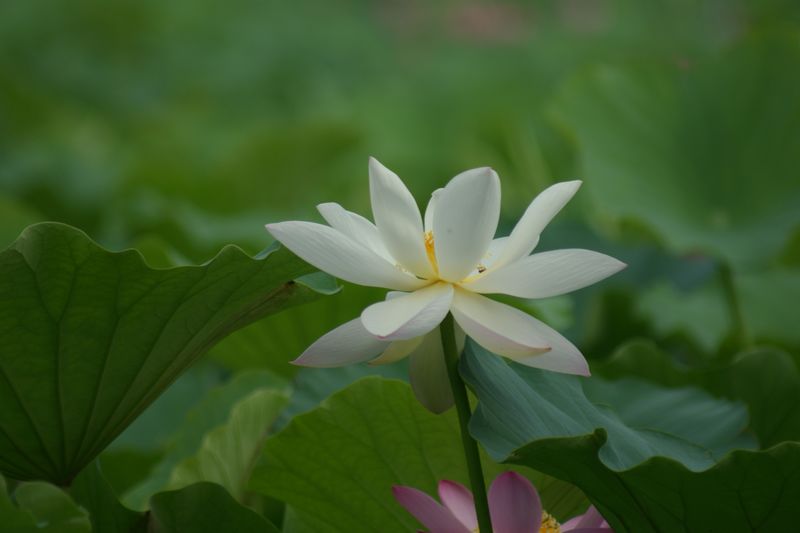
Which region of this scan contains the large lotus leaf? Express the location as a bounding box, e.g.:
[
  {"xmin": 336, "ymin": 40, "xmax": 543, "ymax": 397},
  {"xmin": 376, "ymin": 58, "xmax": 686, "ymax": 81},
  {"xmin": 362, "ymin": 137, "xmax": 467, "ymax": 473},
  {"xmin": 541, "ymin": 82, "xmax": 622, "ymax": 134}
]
[
  {"xmin": 504, "ymin": 435, "xmax": 798, "ymax": 532},
  {"xmin": 70, "ymin": 462, "xmax": 146, "ymax": 533},
  {"xmin": 461, "ymin": 343, "xmax": 798, "ymax": 530},
  {"xmin": 598, "ymin": 340, "xmax": 800, "ymax": 448},
  {"xmin": 552, "ymin": 36, "xmax": 800, "ymax": 269},
  {"xmin": 252, "ymin": 377, "xmax": 588, "ymax": 532},
  {"xmin": 108, "ymin": 362, "xmax": 224, "ymax": 455},
  {"xmin": 209, "ymin": 281, "xmax": 379, "ymax": 378},
  {"xmin": 582, "ymin": 378, "xmax": 754, "ymax": 456},
  {"xmin": 71, "ymin": 462, "xmax": 280, "ymax": 533},
  {"xmin": 0, "ymin": 222, "xmax": 325, "ymax": 484},
  {"xmin": 1, "ymin": 475, "xmax": 39, "ymax": 530},
  {"xmin": 276, "ymin": 360, "xmax": 408, "ymax": 429},
  {"xmin": 165, "ymin": 388, "xmax": 288, "ymax": 500},
  {"xmin": 123, "ymin": 370, "xmax": 286, "ymax": 509},
  {"xmin": 2, "ymin": 477, "xmax": 91, "ymax": 533},
  {"xmin": 150, "ymin": 482, "xmax": 280, "ymax": 533},
  {"xmin": 461, "ymin": 342, "xmax": 751, "ymax": 471}
]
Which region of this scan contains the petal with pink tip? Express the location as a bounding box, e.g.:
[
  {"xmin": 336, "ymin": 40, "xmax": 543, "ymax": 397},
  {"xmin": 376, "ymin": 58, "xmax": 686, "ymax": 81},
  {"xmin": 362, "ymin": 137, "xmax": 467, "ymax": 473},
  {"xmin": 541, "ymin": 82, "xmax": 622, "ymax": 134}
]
[
  {"xmin": 452, "ymin": 289, "xmax": 590, "ymax": 376},
  {"xmin": 562, "ymin": 505, "xmax": 611, "ymax": 530},
  {"xmin": 292, "ymin": 318, "xmax": 388, "ymax": 368},
  {"xmin": 438, "ymin": 480, "xmax": 477, "ymax": 531},
  {"xmin": 392, "ymin": 486, "xmax": 471, "ymax": 533},
  {"xmin": 450, "ymin": 289, "xmax": 551, "ymax": 359},
  {"xmin": 488, "ymin": 472, "xmax": 541, "ymax": 533},
  {"xmin": 509, "ymin": 312, "xmax": 591, "ymax": 377}
]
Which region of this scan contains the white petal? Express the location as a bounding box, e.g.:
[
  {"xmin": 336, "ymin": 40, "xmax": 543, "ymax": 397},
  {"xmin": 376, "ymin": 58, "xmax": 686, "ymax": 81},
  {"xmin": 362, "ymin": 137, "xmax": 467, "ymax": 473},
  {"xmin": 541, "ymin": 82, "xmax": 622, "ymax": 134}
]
[
  {"xmin": 450, "ymin": 289, "xmax": 550, "ymax": 358},
  {"xmin": 433, "ymin": 167, "xmax": 501, "ymax": 282},
  {"xmin": 384, "ymin": 290, "xmax": 406, "ymax": 301},
  {"xmin": 454, "ymin": 290, "xmax": 589, "ymax": 375},
  {"xmin": 266, "ymin": 221, "xmax": 426, "ymax": 291},
  {"xmin": 491, "ymin": 181, "xmax": 581, "ymax": 271},
  {"xmin": 368, "ymin": 336, "xmax": 423, "ymax": 366},
  {"xmin": 461, "ymin": 237, "xmax": 510, "ymax": 280},
  {"xmin": 509, "ymin": 312, "xmax": 590, "ymax": 376},
  {"xmin": 463, "ymin": 249, "xmax": 626, "ymax": 298},
  {"xmin": 361, "ymin": 282, "xmax": 453, "ymax": 341},
  {"xmin": 408, "ymin": 331, "xmax": 454, "ymax": 413},
  {"xmin": 317, "ymin": 202, "xmax": 393, "ymax": 261},
  {"xmin": 292, "ymin": 318, "xmax": 388, "ymax": 367},
  {"xmin": 424, "ymin": 188, "xmax": 444, "ymax": 233},
  {"xmin": 483, "ymin": 237, "xmax": 509, "ymax": 270},
  {"xmin": 369, "ymin": 157, "xmax": 435, "ymax": 279}
]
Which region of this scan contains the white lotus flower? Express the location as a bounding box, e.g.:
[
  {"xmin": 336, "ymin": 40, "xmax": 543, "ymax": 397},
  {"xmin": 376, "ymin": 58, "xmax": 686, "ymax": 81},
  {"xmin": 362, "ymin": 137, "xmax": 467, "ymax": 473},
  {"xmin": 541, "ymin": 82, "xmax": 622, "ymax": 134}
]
[{"xmin": 266, "ymin": 158, "xmax": 625, "ymax": 412}]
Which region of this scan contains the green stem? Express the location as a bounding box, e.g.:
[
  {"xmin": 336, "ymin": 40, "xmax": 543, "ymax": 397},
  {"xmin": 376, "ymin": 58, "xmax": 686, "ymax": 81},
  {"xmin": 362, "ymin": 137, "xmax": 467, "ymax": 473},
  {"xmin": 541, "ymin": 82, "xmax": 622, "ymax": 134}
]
[
  {"xmin": 718, "ymin": 262, "xmax": 751, "ymax": 352},
  {"xmin": 440, "ymin": 313, "xmax": 493, "ymax": 533}
]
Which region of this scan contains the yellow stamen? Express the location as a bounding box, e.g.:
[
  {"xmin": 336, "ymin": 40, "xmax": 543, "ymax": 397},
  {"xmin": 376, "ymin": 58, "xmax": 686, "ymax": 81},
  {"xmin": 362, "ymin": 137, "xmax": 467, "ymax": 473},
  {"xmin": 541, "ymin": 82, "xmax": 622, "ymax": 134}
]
[
  {"xmin": 424, "ymin": 230, "xmax": 439, "ymax": 276},
  {"xmin": 472, "ymin": 510, "xmax": 561, "ymax": 532},
  {"xmin": 540, "ymin": 511, "xmax": 562, "ymax": 533}
]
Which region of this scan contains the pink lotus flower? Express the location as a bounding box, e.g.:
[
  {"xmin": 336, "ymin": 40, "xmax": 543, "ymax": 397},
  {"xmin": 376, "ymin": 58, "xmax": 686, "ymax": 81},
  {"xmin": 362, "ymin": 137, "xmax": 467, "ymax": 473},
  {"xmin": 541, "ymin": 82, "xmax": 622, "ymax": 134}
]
[{"xmin": 393, "ymin": 472, "xmax": 612, "ymax": 533}]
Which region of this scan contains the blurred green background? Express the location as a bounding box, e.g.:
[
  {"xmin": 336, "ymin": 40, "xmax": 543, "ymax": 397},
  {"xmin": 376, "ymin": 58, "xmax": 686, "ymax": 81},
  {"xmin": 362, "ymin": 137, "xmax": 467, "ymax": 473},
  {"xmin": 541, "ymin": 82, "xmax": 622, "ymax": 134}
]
[{"xmin": 2, "ymin": 0, "xmax": 800, "ymax": 506}]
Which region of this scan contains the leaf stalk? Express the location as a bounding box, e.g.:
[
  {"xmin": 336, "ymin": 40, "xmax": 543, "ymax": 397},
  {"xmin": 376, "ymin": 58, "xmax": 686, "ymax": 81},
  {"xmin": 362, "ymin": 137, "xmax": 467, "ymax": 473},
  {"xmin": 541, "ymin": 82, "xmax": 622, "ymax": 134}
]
[{"xmin": 440, "ymin": 313, "xmax": 492, "ymax": 533}]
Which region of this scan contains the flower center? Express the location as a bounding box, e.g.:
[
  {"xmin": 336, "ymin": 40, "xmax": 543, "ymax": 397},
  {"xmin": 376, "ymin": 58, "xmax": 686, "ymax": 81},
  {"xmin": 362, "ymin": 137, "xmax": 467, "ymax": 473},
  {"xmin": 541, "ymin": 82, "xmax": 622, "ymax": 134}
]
[
  {"xmin": 540, "ymin": 511, "xmax": 562, "ymax": 533},
  {"xmin": 471, "ymin": 510, "xmax": 561, "ymax": 532},
  {"xmin": 424, "ymin": 230, "xmax": 439, "ymax": 276}
]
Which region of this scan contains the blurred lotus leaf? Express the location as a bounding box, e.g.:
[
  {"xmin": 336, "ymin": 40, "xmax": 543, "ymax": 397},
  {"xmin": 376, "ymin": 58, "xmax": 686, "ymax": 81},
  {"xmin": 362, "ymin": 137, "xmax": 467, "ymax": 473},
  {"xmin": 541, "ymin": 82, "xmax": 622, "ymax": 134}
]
[{"xmin": 553, "ymin": 36, "xmax": 800, "ymax": 270}]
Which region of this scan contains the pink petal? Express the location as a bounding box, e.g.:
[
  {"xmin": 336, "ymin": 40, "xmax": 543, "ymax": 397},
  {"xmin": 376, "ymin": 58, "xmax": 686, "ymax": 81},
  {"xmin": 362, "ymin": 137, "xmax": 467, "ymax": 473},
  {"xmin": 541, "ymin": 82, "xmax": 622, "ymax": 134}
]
[
  {"xmin": 438, "ymin": 480, "xmax": 478, "ymax": 531},
  {"xmin": 488, "ymin": 472, "xmax": 541, "ymax": 533},
  {"xmin": 392, "ymin": 486, "xmax": 471, "ymax": 533},
  {"xmin": 562, "ymin": 505, "xmax": 611, "ymax": 530}
]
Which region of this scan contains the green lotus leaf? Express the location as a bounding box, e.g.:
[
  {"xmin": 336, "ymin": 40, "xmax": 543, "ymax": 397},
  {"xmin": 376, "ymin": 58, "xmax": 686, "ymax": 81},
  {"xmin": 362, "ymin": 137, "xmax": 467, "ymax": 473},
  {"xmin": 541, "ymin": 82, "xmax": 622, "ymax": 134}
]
[
  {"xmin": 461, "ymin": 342, "xmax": 797, "ymax": 531},
  {"xmin": 70, "ymin": 462, "xmax": 146, "ymax": 533},
  {"xmin": 122, "ymin": 370, "xmax": 286, "ymax": 509},
  {"xmin": 0, "ymin": 222, "xmax": 324, "ymax": 484},
  {"xmin": 2, "ymin": 476, "xmax": 91, "ymax": 533},
  {"xmin": 149, "ymin": 482, "xmax": 279, "ymax": 533},
  {"xmin": 252, "ymin": 377, "xmax": 587, "ymax": 532},
  {"xmin": 165, "ymin": 388, "xmax": 288, "ymax": 500},
  {"xmin": 598, "ymin": 340, "xmax": 800, "ymax": 447}
]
